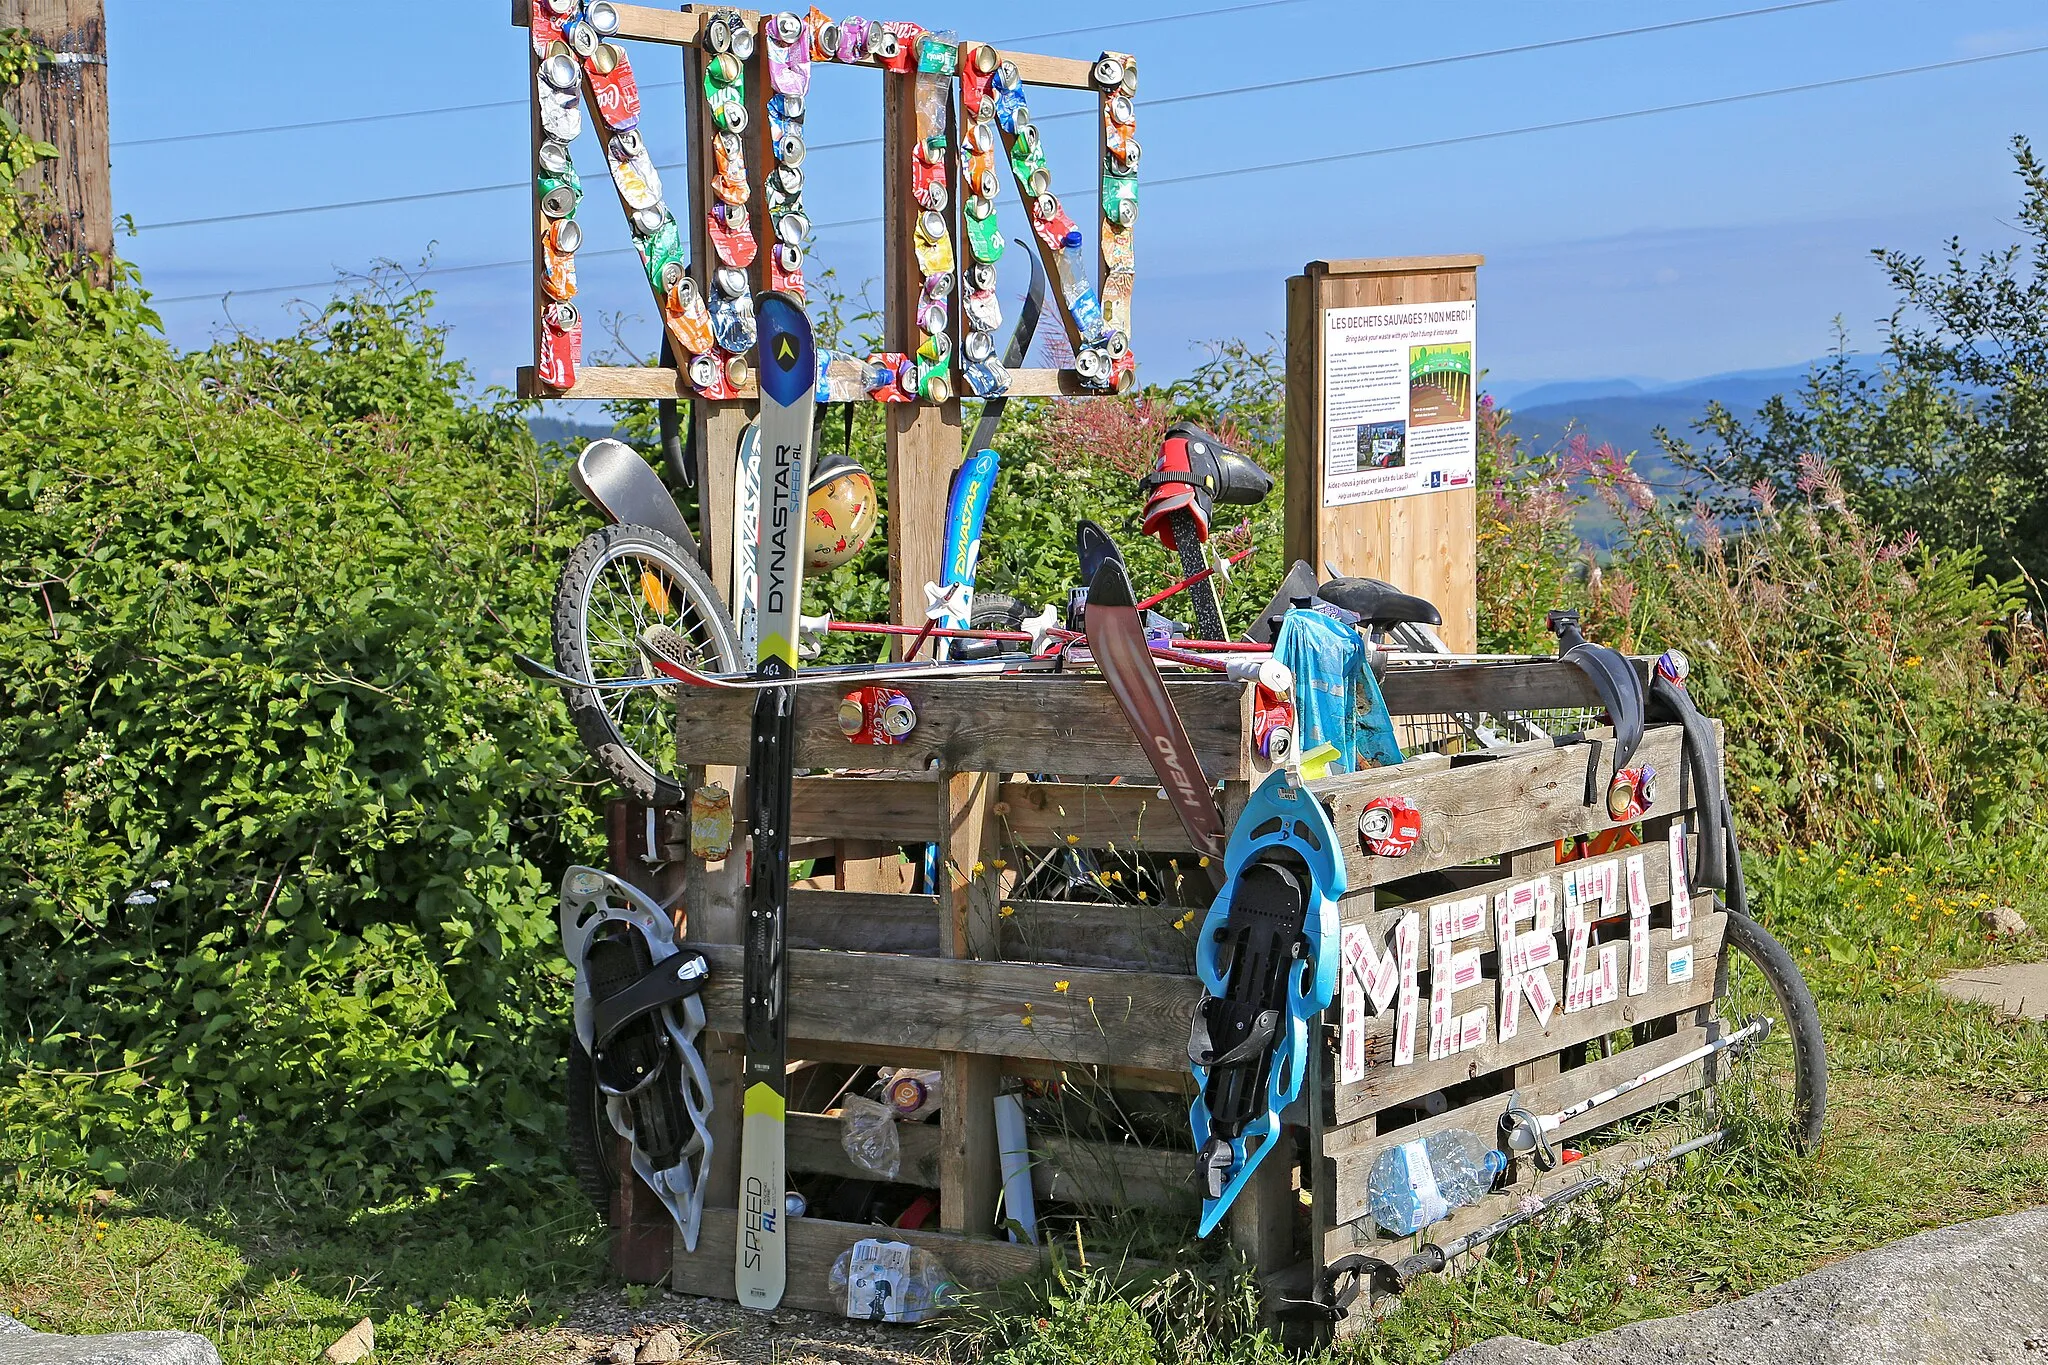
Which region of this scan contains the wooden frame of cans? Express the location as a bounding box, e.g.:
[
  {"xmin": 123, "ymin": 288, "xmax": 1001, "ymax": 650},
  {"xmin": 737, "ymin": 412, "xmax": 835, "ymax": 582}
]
[
  {"xmin": 515, "ymin": 0, "xmax": 1143, "ymax": 666},
  {"xmin": 611, "ymin": 658, "xmax": 1734, "ymax": 1331}
]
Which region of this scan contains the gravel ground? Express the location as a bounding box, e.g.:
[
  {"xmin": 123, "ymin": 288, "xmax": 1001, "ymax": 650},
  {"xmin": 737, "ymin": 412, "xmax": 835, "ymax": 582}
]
[{"xmin": 483, "ymin": 1289, "xmax": 955, "ymax": 1365}]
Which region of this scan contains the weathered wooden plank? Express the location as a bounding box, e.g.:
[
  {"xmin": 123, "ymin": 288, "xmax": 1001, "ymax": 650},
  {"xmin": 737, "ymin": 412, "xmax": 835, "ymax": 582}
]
[
  {"xmin": 1323, "ymin": 1018, "xmax": 1712, "ymax": 1226},
  {"xmin": 1312, "ymin": 723, "xmax": 1692, "ymax": 889},
  {"xmin": 784, "ymin": 1038, "xmax": 1193, "ymax": 1095},
  {"xmin": 1346, "ymin": 838, "xmax": 1679, "ymax": 942},
  {"xmin": 785, "ymin": 1112, "xmax": 1196, "ymax": 1212},
  {"xmin": 673, "ymin": 673, "xmax": 1253, "ymax": 779},
  {"xmin": 790, "ymin": 889, "xmax": 939, "ymax": 956},
  {"xmin": 994, "ymin": 780, "xmax": 1202, "ymax": 856},
  {"xmin": 673, "ymin": 1209, "xmax": 1041, "ymax": 1309},
  {"xmin": 792, "ymin": 773, "xmax": 938, "ymax": 842},
  {"xmin": 1376, "ymin": 659, "xmax": 1610, "ymax": 719},
  {"xmin": 695, "ymin": 945, "xmax": 1199, "ymax": 1071},
  {"xmin": 1308, "ymin": 254, "xmax": 1489, "ymax": 277},
  {"xmin": 1001, "ymin": 899, "xmax": 1196, "ymax": 973},
  {"xmin": 1333, "ymin": 910, "xmax": 1725, "ymax": 1121}
]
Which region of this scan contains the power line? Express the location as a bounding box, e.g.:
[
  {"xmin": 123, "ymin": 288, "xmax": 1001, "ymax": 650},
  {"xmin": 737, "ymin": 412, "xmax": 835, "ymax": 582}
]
[
  {"xmin": 130, "ymin": 0, "xmax": 1837, "ymax": 231},
  {"xmin": 111, "ymin": 0, "xmax": 1311, "ymax": 150},
  {"xmin": 155, "ymin": 42, "xmax": 2044, "ymax": 308}
]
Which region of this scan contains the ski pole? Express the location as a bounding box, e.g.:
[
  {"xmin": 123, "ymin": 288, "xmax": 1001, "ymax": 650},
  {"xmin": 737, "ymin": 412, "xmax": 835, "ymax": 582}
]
[
  {"xmin": 1499, "ymin": 1019, "xmax": 1769, "ymax": 1168},
  {"xmin": 1134, "ymin": 545, "xmax": 1259, "ymax": 613}
]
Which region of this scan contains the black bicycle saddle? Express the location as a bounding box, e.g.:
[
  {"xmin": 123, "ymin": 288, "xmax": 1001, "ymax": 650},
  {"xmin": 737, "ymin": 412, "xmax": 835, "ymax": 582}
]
[{"xmin": 1317, "ymin": 577, "xmax": 1443, "ymax": 631}]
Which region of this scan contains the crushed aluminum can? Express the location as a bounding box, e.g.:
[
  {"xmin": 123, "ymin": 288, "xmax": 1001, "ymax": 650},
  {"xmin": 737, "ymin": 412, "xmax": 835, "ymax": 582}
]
[
  {"xmin": 1607, "ymin": 764, "xmax": 1657, "ymax": 822},
  {"xmin": 772, "ymin": 163, "xmax": 803, "ymax": 196},
  {"xmin": 839, "ymin": 686, "xmax": 917, "ymax": 745},
  {"xmin": 711, "ymin": 296, "xmax": 756, "ymax": 354},
  {"xmin": 537, "ymin": 137, "xmax": 572, "ymax": 176},
  {"xmin": 539, "ymin": 183, "xmax": 579, "ymax": 220},
  {"xmin": 969, "ymin": 41, "xmax": 1000, "ymax": 74},
  {"xmin": 714, "ymin": 265, "xmax": 749, "ymax": 298},
  {"xmin": 1118, "ymin": 57, "xmax": 1139, "ymax": 96},
  {"xmin": 725, "ymin": 353, "xmax": 751, "ymax": 389},
  {"xmin": 542, "ymin": 232, "xmax": 577, "ymax": 300},
  {"xmin": 638, "ymin": 216, "xmax": 686, "ymax": 292},
  {"xmin": 962, "ymin": 290, "xmax": 1001, "ymax": 333},
  {"xmin": 703, "ymin": 9, "xmax": 734, "ymax": 52},
  {"xmin": 776, "ymin": 133, "xmax": 806, "ymax": 168},
  {"xmin": 916, "ymin": 330, "xmax": 951, "ymax": 365},
  {"xmin": 544, "ymin": 0, "xmax": 577, "ymax": 13},
  {"xmin": 1023, "ymin": 166, "xmax": 1051, "ymax": 199},
  {"xmin": 815, "ymin": 19, "xmax": 843, "ymax": 59},
  {"xmin": 688, "ymin": 782, "xmax": 734, "ymax": 861},
  {"xmin": 586, "ymin": 1, "xmax": 620, "ymax": 35},
  {"xmin": 1359, "ymin": 795, "xmax": 1422, "ymax": 857},
  {"xmin": 530, "ymin": 0, "xmax": 568, "ymax": 56},
  {"xmin": 1108, "ymin": 93, "xmax": 1135, "ymax": 129},
  {"xmin": 915, "ymin": 297, "xmax": 947, "ymax": 336},
  {"xmin": 1657, "ymin": 649, "xmax": 1689, "ymax": 685},
  {"xmin": 767, "ymin": 11, "xmax": 803, "ymax": 44},
  {"xmin": 994, "ymin": 59, "xmax": 1020, "ymax": 91},
  {"xmin": 775, "ymin": 210, "xmax": 808, "ymax": 246},
  {"xmin": 537, "ymin": 303, "xmax": 582, "ymax": 389},
  {"xmin": 563, "ymin": 15, "xmax": 599, "ymax": 58},
  {"xmin": 708, "ymin": 204, "xmax": 758, "ymax": 268},
  {"xmin": 1074, "ymin": 347, "xmax": 1110, "ymax": 386},
  {"xmin": 588, "ymin": 47, "xmax": 641, "ymax": 129},
  {"xmin": 539, "ymin": 51, "xmax": 579, "ymax": 90},
  {"xmin": 1253, "ymin": 686, "xmax": 1294, "ymax": 764},
  {"xmin": 550, "ymin": 216, "xmax": 582, "ymax": 255},
  {"xmin": 961, "ymin": 355, "xmax": 1009, "ymax": 398},
  {"xmin": 687, "ymin": 352, "xmax": 720, "ymax": 390},
  {"xmin": 631, "ymin": 204, "xmax": 666, "ymax": 236},
  {"xmin": 964, "ymin": 261, "xmax": 997, "ymax": 293},
  {"xmin": 714, "ymin": 100, "xmax": 748, "ymax": 134},
  {"xmin": 920, "ymin": 270, "xmax": 953, "ymax": 299},
  {"xmin": 726, "ymin": 15, "xmax": 756, "ymax": 59},
  {"xmin": 607, "ymin": 135, "xmax": 663, "ymax": 210},
  {"xmin": 1094, "ymin": 54, "xmax": 1124, "ymax": 89},
  {"xmin": 1111, "ymin": 350, "xmax": 1138, "ymax": 395},
  {"xmin": 537, "ymin": 84, "xmax": 582, "ymax": 142},
  {"xmin": 960, "ymin": 328, "xmax": 995, "ymax": 363},
  {"xmin": 660, "ymin": 286, "xmax": 713, "ymax": 363}
]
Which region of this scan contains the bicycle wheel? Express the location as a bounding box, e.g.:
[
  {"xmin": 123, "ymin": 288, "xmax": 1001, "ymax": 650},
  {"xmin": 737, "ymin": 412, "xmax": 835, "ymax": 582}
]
[
  {"xmin": 565, "ymin": 1038, "xmax": 620, "ymax": 1218},
  {"xmin": 552, "ymin": 523, "xmax": 742, "ymax": 807},
  {"xmin": 1711, "ymin": 907, "xmax": 1827, "ymax": 1154}
]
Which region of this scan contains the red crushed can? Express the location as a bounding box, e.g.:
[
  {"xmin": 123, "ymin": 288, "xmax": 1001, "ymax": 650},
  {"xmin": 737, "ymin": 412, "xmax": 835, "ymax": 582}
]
[
  {"xmin": 1252, "ymin": 686, "xmax": 1293, "ymax": 764},
  {"xmin": 838, "ymin": 686, "xmax": 917, "ymax": 745},
  {"xmin": 1359, "ymin": 795, "xmax": 1421, "ymax": 857},
  {"xmin": 537, "ymin": 302, "xmax": 581, "ymax": 390},
  {"xmin": 586, "ymin": 45, "xmax": 641, "ymax": 129}
]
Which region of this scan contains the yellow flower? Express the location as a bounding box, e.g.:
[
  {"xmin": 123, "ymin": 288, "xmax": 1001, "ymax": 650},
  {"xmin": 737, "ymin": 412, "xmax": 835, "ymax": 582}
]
[
  {"xmin": 1906, "ymin": 892, "xmax": 1918, "ymax": 903},
  {"xmin": 1198, "ymin": 856, "xmax": 1211, "ymax": 868},
  {"xmin": 972, "ymin": 861, "xmax": 986, "ymax": 877},
  {"xmin": 1748, "ymin": 785, "xmax": 1762, "ymax": 795},
  {"xmin": 1065, "ymin": 834, "xmax": 1079, "ymax": 845},
  {"xmin": 992, "ymin": 858, "xmax": 1007, "ymax": 871},
  {"xmin": 1054, "ymin": 981, "xmax": 1070, "ymax": 993},
  {"xmin": 94, "ymin": 1232, "xmax": 104, "ymax": 1243},
  {"xmin": 1904, "ymin": 655, "xmax": 1922, "ymax": 667},
  {"xmin": 95, "ymin": 1220, "xmax": 108, "ymax": 1231},
  {"xmin": 33, "ymin": 1213, "xmax": 44, "ymax": 1223},
  {"xmin": 999, "ymin": 904, "xmax": 1015, "ymax": 918},
  {"xmin": 1021, "ymin": 1015, "xmax": 1034, "ymax": 1027},
  {"xmin": 1137, "ymin": 891, "xmax": 1150, "ymax": 903}
]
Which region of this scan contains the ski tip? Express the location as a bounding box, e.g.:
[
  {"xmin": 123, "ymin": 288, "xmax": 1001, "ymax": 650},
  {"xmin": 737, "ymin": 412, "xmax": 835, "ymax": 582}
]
[
  {"xmin": 755, "ymin": 292, "xmax": 816, "ymax": 406},
  {"xmin": 1085, "ymin": 556, "xmax": 1137, "ymax": 610},
  {"xmin": 513, "ymin": 652, "xmax": 576, "ymax": 686}
]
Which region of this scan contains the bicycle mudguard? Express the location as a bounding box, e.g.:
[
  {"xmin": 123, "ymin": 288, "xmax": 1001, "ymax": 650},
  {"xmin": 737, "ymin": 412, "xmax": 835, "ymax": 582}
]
[
  {"xmin": 560, "ymin": 866, "xmax": 715, "ymax": 1252},
  {"xmin": 1189, "ymin": 770, "xmax": 1346, "ymax": 1236},
  {"xmin": 1547, "ymin": 610, "xmax": 1645, "ymax": 771},
  {"xmin": 573, "ymin": 439, "xmax": 699, "ymax": 558},
  {"xmin": 1648, "ymin": 668, "xmax": 1730, "ymax": 890}
]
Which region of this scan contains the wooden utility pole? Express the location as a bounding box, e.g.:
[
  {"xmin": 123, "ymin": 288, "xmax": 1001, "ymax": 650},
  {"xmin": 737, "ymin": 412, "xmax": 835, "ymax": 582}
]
[{"xmin": 1, "ymin": 0, "xmax": 109, "ymax": 279}]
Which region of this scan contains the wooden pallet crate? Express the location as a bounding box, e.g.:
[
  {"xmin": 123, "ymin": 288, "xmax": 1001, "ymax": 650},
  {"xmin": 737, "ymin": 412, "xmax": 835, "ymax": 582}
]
[{"xmin": 617, "ymin": 656, "xmax": 1733, "ymax": 1327}]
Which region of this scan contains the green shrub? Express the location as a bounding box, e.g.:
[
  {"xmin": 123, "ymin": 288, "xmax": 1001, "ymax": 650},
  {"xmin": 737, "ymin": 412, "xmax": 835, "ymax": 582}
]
[{"xmin": 0, "ymin": 265, "xmax": 605, "ymax": 1192}]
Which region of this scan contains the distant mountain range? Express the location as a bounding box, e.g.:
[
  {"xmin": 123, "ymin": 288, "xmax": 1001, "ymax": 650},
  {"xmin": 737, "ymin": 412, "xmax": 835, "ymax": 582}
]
[{"xmin": 1487, "ymin": 357, "xmax": 1878, "ymax": 545}]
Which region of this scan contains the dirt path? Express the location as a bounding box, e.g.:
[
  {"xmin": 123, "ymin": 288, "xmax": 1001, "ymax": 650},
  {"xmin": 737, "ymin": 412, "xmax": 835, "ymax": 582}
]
[{"xmin": 477, "ymin": 1290, "xmax": 953, "ymax": 1365}]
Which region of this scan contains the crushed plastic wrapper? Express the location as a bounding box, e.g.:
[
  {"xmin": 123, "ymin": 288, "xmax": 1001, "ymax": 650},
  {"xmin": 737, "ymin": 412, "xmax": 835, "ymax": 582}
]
[
  {"xmin": 829, "ymin": 1238, "xmax": 958, "ymax": 1323},
  {"xmin": 839, "ymin": 1094, "xmax": 901, "ymax": 1180}
]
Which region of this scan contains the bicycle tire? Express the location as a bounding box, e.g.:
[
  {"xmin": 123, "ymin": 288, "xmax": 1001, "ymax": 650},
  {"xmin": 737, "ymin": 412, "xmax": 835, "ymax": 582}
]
[
  {"xmin": 565, "ymin": 1037, "xmax": 620, "ymax": 1219},
  {"xmin": 1714, "ymin": 907, "xmax": 1827, "ymax": 1153},
  {"xmin": 551, "ymin": 524, "xmax": 742, "ymax": 807}
]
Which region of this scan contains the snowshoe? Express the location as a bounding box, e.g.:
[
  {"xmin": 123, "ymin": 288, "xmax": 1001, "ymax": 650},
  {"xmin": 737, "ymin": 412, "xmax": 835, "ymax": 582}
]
[
  {"xmin": 560, "ymin": 866, "xmax": 716, "ymax": 1250},
  {"xmin": 1189, "ymin": 770, "xmax": 1345, "ymax": 1235}
]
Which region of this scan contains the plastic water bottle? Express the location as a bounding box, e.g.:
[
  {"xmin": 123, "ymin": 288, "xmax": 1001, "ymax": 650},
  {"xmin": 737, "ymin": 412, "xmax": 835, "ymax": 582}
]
[{"xmin": 1366, "ymin": 1129, "xmax": 1508, "ymax": 1235}]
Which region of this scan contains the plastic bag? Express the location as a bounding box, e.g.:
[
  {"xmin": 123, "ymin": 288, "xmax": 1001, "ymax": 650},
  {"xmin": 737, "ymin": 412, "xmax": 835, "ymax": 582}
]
[
  {"xmin": 839, "ymin": 1094, "xmax": 901, "ymax": 1180},
  {"xmin": 829, "ymin": 1238, "xmax": 958, "ymax": 1323}
]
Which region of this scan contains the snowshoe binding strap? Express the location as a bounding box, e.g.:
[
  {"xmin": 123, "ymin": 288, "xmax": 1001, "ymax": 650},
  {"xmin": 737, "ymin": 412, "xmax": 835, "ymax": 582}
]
[
  {"xmin": 1546, "ymin": 609, "xmax": 1646, "ymax": 773},
  {"xmin": 1136, "ymin": 422, "xmax": 1272, "ymax": 551},
  {"xmin": 1497, "ymin": 1093, "xmax": 1557, "ymax": 1172}
]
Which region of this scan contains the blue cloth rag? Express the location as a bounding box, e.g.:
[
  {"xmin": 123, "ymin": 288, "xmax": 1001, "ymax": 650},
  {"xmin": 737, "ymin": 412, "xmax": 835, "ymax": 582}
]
[{"xmin": 1271, "ymin": 608, "xmax": 1404, "ymax": 773}]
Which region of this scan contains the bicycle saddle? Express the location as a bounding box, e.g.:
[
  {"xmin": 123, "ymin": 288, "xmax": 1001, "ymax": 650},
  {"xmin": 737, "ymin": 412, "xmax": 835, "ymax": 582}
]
[{"xmin": 1317, "ymin": 577, "xmax": 1443, "ymax": 631}]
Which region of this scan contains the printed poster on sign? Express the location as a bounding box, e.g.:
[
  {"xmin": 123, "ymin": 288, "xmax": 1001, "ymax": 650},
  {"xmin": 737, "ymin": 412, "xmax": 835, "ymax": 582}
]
[{"xmin": 1320, "ymin": 301, "xmax": 1477, "ymax": 508}]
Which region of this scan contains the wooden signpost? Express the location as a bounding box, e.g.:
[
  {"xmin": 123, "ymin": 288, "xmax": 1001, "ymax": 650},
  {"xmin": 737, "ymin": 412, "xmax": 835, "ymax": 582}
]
[{"xmin": 1284, "ymin": 254, "xmax": 1483, "ymax": 653}]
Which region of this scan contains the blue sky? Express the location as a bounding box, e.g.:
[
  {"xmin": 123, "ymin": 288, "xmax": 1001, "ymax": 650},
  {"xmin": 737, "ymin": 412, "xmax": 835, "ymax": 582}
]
[{"xmin": 112, "ymin": 0, "xmax": 2048, "ymax": 400}]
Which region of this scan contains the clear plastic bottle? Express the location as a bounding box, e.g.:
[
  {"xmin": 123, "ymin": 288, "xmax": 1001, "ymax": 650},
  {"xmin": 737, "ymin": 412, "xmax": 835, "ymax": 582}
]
[{"xmin": 1366, "ymin": 1129, "xmax": 1508, "ymax": 1235}]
